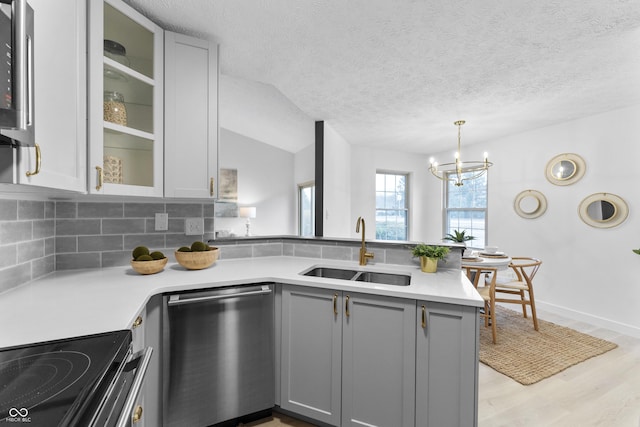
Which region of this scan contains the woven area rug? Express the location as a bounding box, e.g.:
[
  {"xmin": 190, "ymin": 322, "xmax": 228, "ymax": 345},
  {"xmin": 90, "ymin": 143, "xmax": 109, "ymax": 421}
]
[{"xmin": 479, "ymin": 306, "xmax": 618, "ymax": 385}]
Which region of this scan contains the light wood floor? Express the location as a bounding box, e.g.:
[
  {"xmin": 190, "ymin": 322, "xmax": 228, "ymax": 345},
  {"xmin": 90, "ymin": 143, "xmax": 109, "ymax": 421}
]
[{"xmin": 246, "ymin": 308, "xmax": 640, "ymax": 427}]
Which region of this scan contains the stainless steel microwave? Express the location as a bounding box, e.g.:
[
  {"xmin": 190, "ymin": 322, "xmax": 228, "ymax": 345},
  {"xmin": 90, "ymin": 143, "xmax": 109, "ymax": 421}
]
[{"xmin": 0, "ymin": 0, "xmax": 34, "ymax": 147}]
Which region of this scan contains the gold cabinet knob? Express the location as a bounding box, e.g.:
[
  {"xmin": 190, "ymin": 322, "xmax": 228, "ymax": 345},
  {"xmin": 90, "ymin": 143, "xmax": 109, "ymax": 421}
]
[{"xmin": 132, "ymin": 315, "xmax": 143, "ymax": 329}]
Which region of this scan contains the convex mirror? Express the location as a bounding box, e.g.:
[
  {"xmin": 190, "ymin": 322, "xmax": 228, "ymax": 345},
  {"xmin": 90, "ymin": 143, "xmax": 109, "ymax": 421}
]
[
  {"xmin": 545, "ymin": 153, "xmax": 586, "ymax": 186},
  {"xmin": 578, "ymin": 193, "xmax": 628, "ymax": 228}
]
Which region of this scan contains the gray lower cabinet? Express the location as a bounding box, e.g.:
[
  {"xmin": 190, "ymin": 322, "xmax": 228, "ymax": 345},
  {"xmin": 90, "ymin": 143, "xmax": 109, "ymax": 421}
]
[
  {"xmin": 280, "ymin": 285, "xmax": 416, "ymax": 427},
  {"xmin": 415, "ymin": 301, "xmax": 479, "ymax": 427},
  {"xmin": 280, "ymin": 286, "xmax": 342, "ymax": 426},
  {"xmin": 341, "ymin": 292, "xmax": 416, "ymax": 427}
]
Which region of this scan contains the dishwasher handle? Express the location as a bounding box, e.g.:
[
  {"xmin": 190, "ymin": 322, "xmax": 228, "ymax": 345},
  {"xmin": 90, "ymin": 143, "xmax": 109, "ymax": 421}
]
[{"xmin": 167, "ymin": 286, "xmax": 272, "ymax": 307}]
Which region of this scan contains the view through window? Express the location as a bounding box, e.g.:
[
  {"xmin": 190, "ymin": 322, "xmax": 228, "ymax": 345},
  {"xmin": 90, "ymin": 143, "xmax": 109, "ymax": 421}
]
[
  {"xmin": 375, "ymin": 172, "xmax": 408, "ymax": 241},
  {"xmin": 444, "ymin": 171, "xmax": 487, "ymax": 247},
  {"xmin": 298, "ymin": 183, "xmax": 315, "ymax": 237}
]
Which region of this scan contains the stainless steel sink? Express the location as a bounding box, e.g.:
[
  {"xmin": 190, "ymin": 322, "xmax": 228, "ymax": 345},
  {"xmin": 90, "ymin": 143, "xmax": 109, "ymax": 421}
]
[
  {"xmin": 302, "ymin": 267, "xmax": 411, "ymax": 286},
  {"xmin": 354, "ymin": 271, "xmax": 411, "ymax": 286},
  {"xmin": 303, "ymin": 267, "xmax": 359, "ymax": 280}
]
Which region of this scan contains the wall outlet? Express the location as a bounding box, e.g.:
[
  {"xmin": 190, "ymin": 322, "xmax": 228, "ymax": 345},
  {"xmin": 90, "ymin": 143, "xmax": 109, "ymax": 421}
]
[
  {"xmin": 155, "ymin": 213, "xmax": 168, "ymax": 231},
  {"xmin": 185, "ymin": 217, "xmax": 204, "ymax": 235}
]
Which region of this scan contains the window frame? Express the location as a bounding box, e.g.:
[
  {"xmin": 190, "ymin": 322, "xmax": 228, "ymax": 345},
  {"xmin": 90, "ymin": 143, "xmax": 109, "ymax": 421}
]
[
  {"xmin": 442, "ymin": 170, "xmax": 488, "ymax": 248},
  {"xmin": 375, "ymin": 170, "xmax": 410, "ymax": 241},
  {"xmin": 298, "ymin": 181, "xmax": 315, "ymax": 237}
]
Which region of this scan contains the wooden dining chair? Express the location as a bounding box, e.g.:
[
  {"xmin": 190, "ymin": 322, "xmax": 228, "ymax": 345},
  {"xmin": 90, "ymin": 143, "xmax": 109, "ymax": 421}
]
[
  {"xmin": 464, "ymin": 265, "xmax": 499, "ymax": 344},
  {"xmin": 491, "ymin": 257, "xmax": 542, "ymax": 331}
]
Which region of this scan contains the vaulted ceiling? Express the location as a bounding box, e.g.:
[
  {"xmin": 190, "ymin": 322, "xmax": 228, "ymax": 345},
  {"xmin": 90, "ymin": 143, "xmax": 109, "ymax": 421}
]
[{"xmin": 128, "ymin": 0, "xmax": 640, "ymax": 153}]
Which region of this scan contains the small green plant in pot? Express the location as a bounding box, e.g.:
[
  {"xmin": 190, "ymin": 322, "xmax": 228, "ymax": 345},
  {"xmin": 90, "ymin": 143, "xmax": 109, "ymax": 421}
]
[
  {"xmin": 443, "ymin": 229, "xmax": 475, "ymax": 246},
  {"xmin": 411, "ymin": 244, "xmax": 450, "ymax": 273}
]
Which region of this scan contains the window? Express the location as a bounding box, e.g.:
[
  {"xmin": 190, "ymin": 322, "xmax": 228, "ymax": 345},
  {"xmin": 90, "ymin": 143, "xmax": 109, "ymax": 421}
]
[
  {"xmin": 298, "ymin": 182, "xmax": 315, "ymax": 237},
  {"xmin": 375, "ymin": 172, "xmax": 409, "ymax": 241},
  {"xmin": 444, "ymin": 171, "xmax": 487, "ymax": 248}
]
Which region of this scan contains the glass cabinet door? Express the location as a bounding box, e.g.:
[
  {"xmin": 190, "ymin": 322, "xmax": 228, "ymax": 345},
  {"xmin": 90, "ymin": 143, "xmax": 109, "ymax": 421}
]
[{"xmin": 88, "ymin": 0, "xmax": 163, "ymax": 196}]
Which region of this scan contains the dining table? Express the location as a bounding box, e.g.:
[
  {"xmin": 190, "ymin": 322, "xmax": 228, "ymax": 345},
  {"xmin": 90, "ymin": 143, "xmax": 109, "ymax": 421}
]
[{"xmin": 460, "ymin": 251, "xmax": 512, "ymax": 269}]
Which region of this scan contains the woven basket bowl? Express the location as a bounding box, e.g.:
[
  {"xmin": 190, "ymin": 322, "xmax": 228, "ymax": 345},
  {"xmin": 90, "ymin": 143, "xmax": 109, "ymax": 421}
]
[
  {"xmin": 175, "ymin": 248, "xmax": 220, "ymax": 270},
  {"xmin": 130, "ymin": 257, "xmax": 168, "ymax": 275}
]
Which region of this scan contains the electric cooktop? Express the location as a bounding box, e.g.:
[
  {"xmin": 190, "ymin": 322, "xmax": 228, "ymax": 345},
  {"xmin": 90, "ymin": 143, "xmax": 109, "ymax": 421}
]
[{"xmin": 0, "ymin": 330, "xmax": 131, "ymax": 426}]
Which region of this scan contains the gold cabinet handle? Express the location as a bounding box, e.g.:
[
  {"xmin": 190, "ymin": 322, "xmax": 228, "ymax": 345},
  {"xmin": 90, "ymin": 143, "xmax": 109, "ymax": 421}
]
[
  {"xmin": 421, "ymin": 305, "xmax": 427, "ymax": 329},
  {"xmin": 345, "ymin": 295, "xmax": 350, "ymax": 317},
  {"xmin": 210, "ymin": 177, "xmax": 215, "ymax": 197},
  {"xmin": 333, "ymin": 293, "xmax": 338, "ymax": 316},
  {"xmin": 132, "ymin": 405, "xmax": 143, "ymax": 423},
  {"xmin": 25, "ymin": 143, "xmax": 41, "ymax": 177},
  {"xmin": 132, "ymin": 315, "xmax": 143, "ymax": 329},
  {"xmin": 95, "ymin": 166, "xmax": 103, "ymax": 190}
]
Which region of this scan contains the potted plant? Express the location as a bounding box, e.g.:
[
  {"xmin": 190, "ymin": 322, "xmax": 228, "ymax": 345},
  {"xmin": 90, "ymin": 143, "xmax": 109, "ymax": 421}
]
[
  {"xmin": 411, "ymin": 244, "xmax": 450, "ymax": 273},
  {"xmin": 443, "ymin": 229, "xmax": 476, "ymax": 246}
]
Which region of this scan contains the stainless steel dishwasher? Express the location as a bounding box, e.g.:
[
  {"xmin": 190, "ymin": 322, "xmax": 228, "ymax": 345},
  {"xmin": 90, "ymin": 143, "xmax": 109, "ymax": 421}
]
[{"xmin": 163, "ymin": 283, "xmax": 275, "ymax": 427}]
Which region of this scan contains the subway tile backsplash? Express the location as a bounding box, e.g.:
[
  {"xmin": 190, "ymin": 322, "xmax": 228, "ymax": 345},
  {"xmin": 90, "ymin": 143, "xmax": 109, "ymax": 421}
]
[
  {"xmin": 0, "ymin": 198, "xmax": 216, "ymax": 293},
  {"xmin": 0, "ymin": 199, "xmax": 55, "ymax": 294},
  {"xmin": 0, "ymin": 197, "xmax": 459, "ymax": 294}
]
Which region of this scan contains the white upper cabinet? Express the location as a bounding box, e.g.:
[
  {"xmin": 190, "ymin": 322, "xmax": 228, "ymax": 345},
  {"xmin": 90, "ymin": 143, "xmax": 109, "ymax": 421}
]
[
  {"xmin": 87, "ymin": 0, "xmax": 163, "ymax": 197},
  {"xmin": 164, "ymin": 32, "xmax": 219, "ymax": 199},
  {"xmin": 10, "ymin": 0, "xmax": 87, "ymax": 192}
]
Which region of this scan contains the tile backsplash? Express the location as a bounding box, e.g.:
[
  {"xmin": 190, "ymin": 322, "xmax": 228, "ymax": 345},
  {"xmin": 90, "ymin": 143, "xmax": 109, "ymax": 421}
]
[
  {"xmin": 0, "ymin": 199, "xmax": 215, "ymax": 293},
  {"xmin": 0, "ymin": 199, "xmax": 55, "ymax": 294},
  {"xmin": 0, "ymin": 198, "xmax": 460, "ymax": 294}
]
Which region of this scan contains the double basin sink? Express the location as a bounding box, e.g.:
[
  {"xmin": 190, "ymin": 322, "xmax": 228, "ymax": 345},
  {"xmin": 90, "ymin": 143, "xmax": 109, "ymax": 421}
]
[{"xmin": 302, "ymin": 266, "xmax": 411, "ymax": 286}]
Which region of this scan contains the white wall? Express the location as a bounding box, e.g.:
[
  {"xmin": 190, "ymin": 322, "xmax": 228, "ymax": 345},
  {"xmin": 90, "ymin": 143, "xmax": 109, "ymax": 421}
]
[
  {"xmin": 323, "ymin": 123, "xmax": 352, "ymax": 237},
  {"xmin": 339, "ymin": 104, "xmax": 640, "ymax": 336},
  {"xmin": 217, "ymin": 73, "xmax": 315, "ymax": 236},
  {"xmin": 349, "ymin": 145, "xmax": 432, "ymax": 241},
  {"xmin": 219, "ymin": 74, "xmax": 314, "ymax": 154},
  {"xmin": 489, "ymin": 105, "xmax": 640, "ymax": 336},
  {"xmin": 216, "ymin": 128, "xmax": 296, "ymax": 236},
  {"xmin": 425, "ymin": 104, "xmax": 640, "ymax": 336}
]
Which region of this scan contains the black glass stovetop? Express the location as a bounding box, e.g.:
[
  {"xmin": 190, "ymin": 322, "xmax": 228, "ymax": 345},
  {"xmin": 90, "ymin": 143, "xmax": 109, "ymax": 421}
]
[{"xmin": 0, "ymin": 330, "xmax": 131, "ymax": 426}]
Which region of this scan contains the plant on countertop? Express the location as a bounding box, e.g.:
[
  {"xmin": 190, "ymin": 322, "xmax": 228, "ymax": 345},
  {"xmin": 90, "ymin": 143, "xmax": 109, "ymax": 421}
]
[
  {"xmin": 633, "ymin": 248, "xmax": 640, "ymax": 255},
  {"xmin": 443, "ymin": 229, "xmax": 476, "ymax": 244},
  {"xmin": 411, "ymin": 244, "xmax": 450, "ymax": 260},
  {"xmin": 411, "ymin": 244, "xmax": 450, "ymax": 273}
]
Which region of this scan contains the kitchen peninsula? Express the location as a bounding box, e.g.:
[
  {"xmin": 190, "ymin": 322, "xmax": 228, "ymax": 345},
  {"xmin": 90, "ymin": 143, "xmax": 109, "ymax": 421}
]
[{"xmin": 0, "ymin": 246, "xmax": 482, "ymax": 427}]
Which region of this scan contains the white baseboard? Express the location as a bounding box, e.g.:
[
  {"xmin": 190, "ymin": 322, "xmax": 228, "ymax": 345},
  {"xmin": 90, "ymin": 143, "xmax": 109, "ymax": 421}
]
[{"xmin": 535, "ymin": 300, "xmax": 640, "ymax": 339}]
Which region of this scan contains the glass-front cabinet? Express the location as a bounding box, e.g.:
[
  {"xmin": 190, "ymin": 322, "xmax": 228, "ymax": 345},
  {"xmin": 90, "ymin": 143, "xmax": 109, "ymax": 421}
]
[{"xmin": 88, "ymin": 0, "xmax": 163, "ymax": 196}]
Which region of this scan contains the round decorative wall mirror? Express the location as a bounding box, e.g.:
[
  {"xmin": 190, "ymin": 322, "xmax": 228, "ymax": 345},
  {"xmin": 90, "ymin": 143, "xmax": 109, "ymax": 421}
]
[
  {"xmin": 514, "ymin": 190, "xmax": 547, "ymax": 219},
  {"xmin": 545, "ymin": 153, "xmax": 586, "ymax": 185},
  {"xmin": 578, "ymin": 193, "xmax": 628, "ymax": 228}
]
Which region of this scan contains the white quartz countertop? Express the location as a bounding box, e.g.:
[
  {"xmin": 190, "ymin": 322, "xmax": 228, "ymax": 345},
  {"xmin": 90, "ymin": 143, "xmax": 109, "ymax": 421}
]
[{"xmin": 0, "ymin": 256, "xmax": 482, "ymax": 348}]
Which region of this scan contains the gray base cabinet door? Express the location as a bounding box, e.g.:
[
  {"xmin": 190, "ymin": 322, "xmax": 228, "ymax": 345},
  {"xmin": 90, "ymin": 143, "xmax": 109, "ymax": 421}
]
[
  {"xmin": 341, "ymin": 293, "xmax": 416, "ymax": 427},
  {"xmin": 280, "ymin": 285, "xmax": 342, "ymax": 426},
  {"xmin": 416, "ymin": 301, "xmax": 479, "ymax": 427}
]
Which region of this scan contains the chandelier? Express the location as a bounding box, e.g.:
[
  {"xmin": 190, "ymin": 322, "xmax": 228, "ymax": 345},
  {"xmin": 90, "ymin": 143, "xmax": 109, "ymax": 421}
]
[{"xmin": 428, "ymin": 120, "xmax": 493, "ymax": 187}]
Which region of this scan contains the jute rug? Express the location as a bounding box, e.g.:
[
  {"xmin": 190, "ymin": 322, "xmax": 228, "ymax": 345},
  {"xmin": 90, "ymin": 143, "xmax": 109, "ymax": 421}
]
[{"xmin": 479, "ymin": 306, "xmax": 618, "ymax": 385}]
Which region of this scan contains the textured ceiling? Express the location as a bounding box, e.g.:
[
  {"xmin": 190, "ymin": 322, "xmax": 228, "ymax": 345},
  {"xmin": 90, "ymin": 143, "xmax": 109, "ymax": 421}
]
[{"xmin": 127, "ymin": 0, "xmax": 640, "ymax": 154}]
